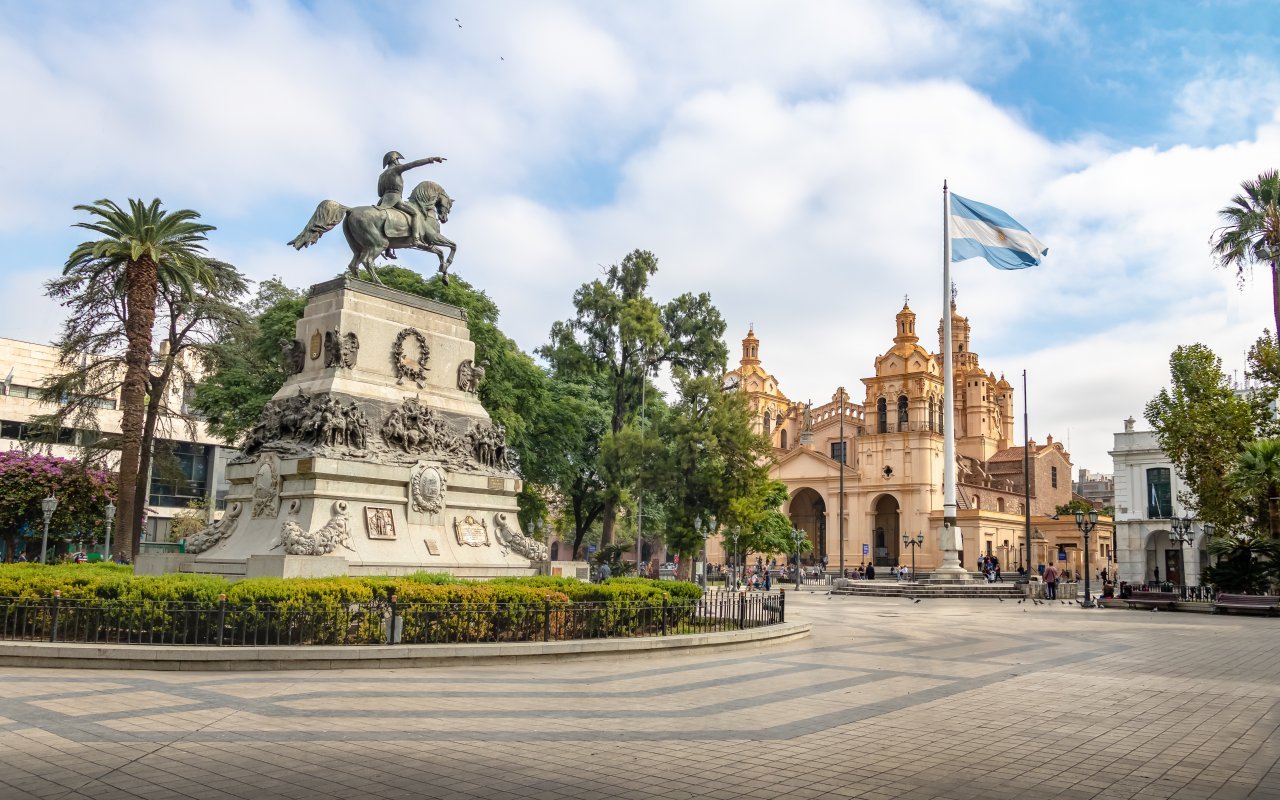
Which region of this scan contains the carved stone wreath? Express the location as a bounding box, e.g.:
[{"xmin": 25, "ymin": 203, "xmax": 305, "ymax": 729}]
[{"xmin": 392, "ymin": 327, "xmax": 430, "ymax": 388}]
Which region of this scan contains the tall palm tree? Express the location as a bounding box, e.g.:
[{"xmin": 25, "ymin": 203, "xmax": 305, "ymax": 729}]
[
  {"xmin": 65, "ymin": 199, "xmax": 215, "ymax": 560},
  {"xmin": 1211, "ymin": 169, "xmax": 1280, "ymax": 342},
  {"xmin": 1230, "ymin": 438, "xmax": 1280, "ymax": 539}
]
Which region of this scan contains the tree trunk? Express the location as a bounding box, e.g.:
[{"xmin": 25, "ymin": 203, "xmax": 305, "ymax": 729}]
[
  {"xmin": 115, "ymin": 255, "xmax": 159, "ymax": 562},
  {"xmin": 130, "ymin": 366, "xmax": 173, "ymax": 560},
  {"xmin": 1269, "ymin": 481, "xmax": 1279, "ymax": 540},
  {"xmin": 1272, "ymin": 260, "xmax": 1280, "ymax": 345}
]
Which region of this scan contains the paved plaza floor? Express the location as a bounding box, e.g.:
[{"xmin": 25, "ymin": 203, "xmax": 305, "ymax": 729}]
[{"xmin": 0, "ymin": 592, "xmax": 1278, "ymax": 800}]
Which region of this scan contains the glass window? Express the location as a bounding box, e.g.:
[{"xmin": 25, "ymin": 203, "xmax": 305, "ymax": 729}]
[
  {"xmin": 780, "ymin": 429, "xmax": 787, "ymax": 449},
  {"xmin": 830, "ymin": 441, "xmax": 847, "ymax": 464},
  {"xmin": 877, "ymin": 398, "xmax": 887, "ymax": 433},
  {"xmin": 1051, "ymin": 466, "xmax": 1058, "ymax": 489},
  {"xmin": 1146, "ymin": 467, "xmax": 1172, "ymax": 518},
  {"xmin": 897, "ymin": 395, "xmax": 908, "ymax": 427},
  {"xmin": 0, "ymin": 420, "xmax": 21, "ymax": 439},
  {"xmin": 762, "ymin": 412, "xmax": 771, "ymax": 438},
  {"xmin": 148, "ymin": 441, "xmax": 212, "ymax": 508}
]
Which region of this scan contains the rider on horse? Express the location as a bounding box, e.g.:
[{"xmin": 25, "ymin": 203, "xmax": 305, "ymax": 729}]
[{"xmin": 377, "ymin": 150, "xmax": 445, "ymax": 259}]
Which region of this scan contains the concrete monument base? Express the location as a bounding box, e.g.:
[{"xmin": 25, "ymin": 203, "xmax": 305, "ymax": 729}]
[{"xmin": 183, "ymin": 277, "xmax": 549, "ymax": 582}]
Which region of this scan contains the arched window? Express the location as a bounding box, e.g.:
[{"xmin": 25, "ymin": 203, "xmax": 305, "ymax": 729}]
[
  {"xmin": 877, "ymin": 397, "xmax": 887, "ymax": 433},
  {"xmin": 997, "ymin": 497, "xmax": 1005, "ymax": 512},
  {"xmin": 780, "ymin": 429, "xmax": 788, "ymax": 449},
  {"xmin": 973, "ymin": 494, "xmax": 981, "ymax": 510},
  {"xmin": 897, "ymin": 395, "xmax": 909, "ymax": 428},
  {"xmin": 928, "ymin": 398, "xmax": 936, "ymax": 431}
]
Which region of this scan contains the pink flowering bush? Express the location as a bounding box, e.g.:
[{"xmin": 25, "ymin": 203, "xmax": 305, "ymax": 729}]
[{"xmin": 0, "ymin": 450, "xmax": 115, "ymax": 561}]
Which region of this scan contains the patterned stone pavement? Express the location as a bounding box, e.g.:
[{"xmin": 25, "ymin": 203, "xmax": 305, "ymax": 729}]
[{"xmin": 0, "ymin": 592, "xmax": 1278, "ymax": 800}]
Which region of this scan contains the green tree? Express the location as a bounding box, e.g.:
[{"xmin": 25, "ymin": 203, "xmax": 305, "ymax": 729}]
[
  {"xmin": 1055, "ymin": 498, "xmax": 1095, "ymax": 517},
  {"xmin": 1145, "ymin": 344, "xmax": 1261, "ymax": 530},
  {"xmin": 1211, "ymin": 169, "xmax": 1280, "ymax": 343},
  {"xmin": 191, "ymin": 278, "xmax": 306, "ymax": 443},
  {"xmin": 541, "ymin": 250, "xmax": 727, "ymax": 546},
  {"xmin": 59, "ymin": 200, "xmax": 230, "ymax": 559},
  {"xmin": 1230, "ymin": 438, "xmax": 1280, "ymax": 539},
  {"xmin": 1203, "ymin": 528, "xmax": 1280, "ymax": 593},
  {"xmin": 649, "ymin": 370, "xmax": 773, "ymax": 580}
]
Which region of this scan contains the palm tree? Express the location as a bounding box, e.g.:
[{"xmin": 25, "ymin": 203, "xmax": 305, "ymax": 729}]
[
  {"xmin": 65, "ymin": 199, "xmax": 215, "ymax": 560},
  {"xmin": 1211, "ymin": 169, "xmax": 1280, "ymax": 342},
  {"xmin": 1230, "ymin": 438, "xmax": 1280, "ymax": 539}
]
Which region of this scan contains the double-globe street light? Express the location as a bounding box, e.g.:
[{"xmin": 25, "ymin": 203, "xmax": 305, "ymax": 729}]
[
  {"xmin": 1073, "ymin": 509, "xmax": 1099, "ymax": 608},
  {"xmin": 902, "ymin": 532, "xmax": 925, "ymax": 582},
  {"xmin": 39, "ymin": 494, "xmax": 59, "ymax": 564}
]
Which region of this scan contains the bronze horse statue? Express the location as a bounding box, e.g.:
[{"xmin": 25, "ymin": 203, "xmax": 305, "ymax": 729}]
[{"xmin": 287, "ymin": 180, "xmax": 456, "ymax": 285}]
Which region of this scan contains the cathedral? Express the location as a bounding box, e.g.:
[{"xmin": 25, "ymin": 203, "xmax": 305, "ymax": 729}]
[{"xmin": 713, "ymin": 301, "xmax": 1112, "ymax": 577}]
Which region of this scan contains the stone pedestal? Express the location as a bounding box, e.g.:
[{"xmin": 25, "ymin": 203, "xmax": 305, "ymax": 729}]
[
  {"xmin": 188, "ymin": 277, "xmax": 548, "ymax": 580},
  {"xmin": 926, "ymin": 522, "xmax": 973, "ymax": 584}
]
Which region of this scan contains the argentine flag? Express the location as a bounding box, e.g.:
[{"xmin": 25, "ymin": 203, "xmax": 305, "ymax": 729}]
[{"xmin": 950, "ymin": 193, "xmax": 1048, "ymax": 270}]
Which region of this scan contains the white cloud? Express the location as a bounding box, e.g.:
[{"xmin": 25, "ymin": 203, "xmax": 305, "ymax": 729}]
[{"xmin": 2, "ymin": 0, "xmax": 1278, "ymax": 481}]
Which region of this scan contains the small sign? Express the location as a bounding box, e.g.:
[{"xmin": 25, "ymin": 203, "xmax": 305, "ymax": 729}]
[
  {"xmin": 862, "ymin": 543, "xmax": 870, "ymax": 556},
  {"xmin": 423, "ymin": 538, "xmax": 441, "ymax": 556},
  {"xmin": 309, "ymin": 329, "xmax": 322, "ymax": 360},
  {"xmin": 296, "ymin": 458, "xmax": 315, "ymax": 475},
  {"xmin": 1057, "ymin": 551, "xmax": 1067, "ymax": 561},
  {"xmin": 487, "ymin": 477, "xmax": 506, "ymax": 491}
]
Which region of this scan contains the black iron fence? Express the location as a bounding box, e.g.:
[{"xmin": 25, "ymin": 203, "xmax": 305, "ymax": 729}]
[{"xmin": 0, "ymin": 590, "xmax": 785, "ymax": 647}]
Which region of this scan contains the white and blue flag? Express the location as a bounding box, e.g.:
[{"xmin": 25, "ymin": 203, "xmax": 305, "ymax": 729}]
[{"xmin": 950, "ymin": 193, "xmax": 1047, "ymax": 270}]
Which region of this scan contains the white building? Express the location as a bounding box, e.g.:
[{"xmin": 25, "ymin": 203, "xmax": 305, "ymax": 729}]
[
  {"xmin": 1, "ymin": 336, "xmax": 235, "ymax": 545},
  {"xmin": 1110, "ymin": 416, "xmax": 1208, "ymax": 586}
]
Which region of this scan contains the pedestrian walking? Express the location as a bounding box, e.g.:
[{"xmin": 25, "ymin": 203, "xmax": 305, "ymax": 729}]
[{"xmin": 1043, "ymin": 563, "xmax": 1059, "ymax": 600}]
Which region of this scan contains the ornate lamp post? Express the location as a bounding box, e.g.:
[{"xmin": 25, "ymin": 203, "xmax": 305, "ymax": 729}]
[
  {"xmin": 39, "ymin": 494, "xmax": 59, "ymax": 564},
  {"xmin": 1167, "ymin": 514, "xmax": 1211, "ymax": 596},
  {"xmin": 788, "ymin": 527, "xmax": 806, "ymax": 590},
  {"xmin": 102, "ymin": 500, "xmax": 117, "ymax": 562},
  {"xmin": 723, "ymin": 526, "xmax": 741, "ymax": 590},
  {"xmin": 1073, "ymin": 509, "xmax": 1099, "ymax": 608},
  {"xmin": 902, "ymin": 532, "xmax": 924, "ymax": 582}
]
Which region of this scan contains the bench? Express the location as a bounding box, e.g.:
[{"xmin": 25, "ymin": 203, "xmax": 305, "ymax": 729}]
[
  {"xmin": 1213, "ymin": 594, "xmax": 1280, "ymax": 616},
  {"xmin": 1114, "ymin": 591, "xmax": 1179, "ymax": 610}
]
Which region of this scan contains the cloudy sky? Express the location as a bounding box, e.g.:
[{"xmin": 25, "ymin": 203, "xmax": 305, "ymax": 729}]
[{"xmin": 2, "ymin": 0, "xmax": 1278, "ymax": 475}]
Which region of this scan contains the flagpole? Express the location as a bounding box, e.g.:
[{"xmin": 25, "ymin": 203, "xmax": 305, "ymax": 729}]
[
  {"xmin": 1023, "ymin": 369, "xmax": 1032, "ymax": 579},
  {"xmin": 936, "ymin": 180, "xmax": 966, "ymax": 581}
]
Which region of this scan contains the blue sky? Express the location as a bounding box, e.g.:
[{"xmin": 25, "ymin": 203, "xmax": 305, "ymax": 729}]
[{"xmin": 1, "ymin": 0, "xmax": 1278, "ymax": 474}]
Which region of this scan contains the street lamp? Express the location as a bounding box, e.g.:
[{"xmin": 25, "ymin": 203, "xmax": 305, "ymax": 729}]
[
  {"xmin": 723, "ymin": 526, "xmax": 741, "ymax": 590},
  {"xmin": 902, "ymin": 532, "xmax": 924, "ymax": 583},
  {"xmin": 788, "ymin": 527, "xmax": 806, "ymax": 590},
  {"xmin": 39, "ymin": 494, "xmax": 59, "ymax": 564},
  {"xmin": 1168, "ymin": 514, "xmax": 1212, "ymax": 596},
  {"xmin": 103, "ymin": 501, "xmax": 116, "ymax": 562},
  {"xmin": 694, "ymin": 514, "xmax": 716, "ymax": 589},
  {"xmin": 1073, "ymin": 509, "xmax": 1099, "ymax": 608}
]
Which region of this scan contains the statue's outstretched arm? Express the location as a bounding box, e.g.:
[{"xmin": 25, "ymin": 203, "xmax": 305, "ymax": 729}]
[{"xmin": 396, "ymin": 156, "xmax": 446, "ymax": 174}]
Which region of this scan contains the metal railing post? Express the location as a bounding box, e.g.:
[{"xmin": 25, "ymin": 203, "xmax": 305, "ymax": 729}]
[
  {"xmin": 216, "ymin": 594, "xmax": 227, "ymax": 646},
  {"xmin": 779, "ymin": 589, "xmax": 786, "ymax": 623},
  {"xmin": 543, "ymin": 599, "xmax": 551, "ymax": 642},
  {"xmin": 738, "ymin": 591, "xmax": 746, "ymax": 629},
  {"xmin": 660, "ymin": 597, "xmax": 668, "ymax": 636},
  {"xmin": 49, "ymin": 590, "xmax": 61, "ymax": 642},
  {"xmin": 387, "ymin": 594, "xmax": 399, "ymax": 645}
]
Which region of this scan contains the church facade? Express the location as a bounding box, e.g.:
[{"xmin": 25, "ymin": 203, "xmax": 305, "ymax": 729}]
[{"xmin": 712, "ymin": 302, "xmax": 1113, "ymax": 578}]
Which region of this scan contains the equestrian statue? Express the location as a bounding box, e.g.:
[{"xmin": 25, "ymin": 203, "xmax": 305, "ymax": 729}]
[{"xmin": 288, "ymin": 151, "xmax": 457, "ymax": 285}]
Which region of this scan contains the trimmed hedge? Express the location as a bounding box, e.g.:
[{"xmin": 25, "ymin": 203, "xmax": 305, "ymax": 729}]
[{"xmin": 0, "ymin": 564, "xmax": 705, "ymax": 645}]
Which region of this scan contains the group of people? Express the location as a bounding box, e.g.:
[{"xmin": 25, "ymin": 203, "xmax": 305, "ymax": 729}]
[{"xmin": 977, "ymin": 555, "xmax": 1003, "ymax": 583}]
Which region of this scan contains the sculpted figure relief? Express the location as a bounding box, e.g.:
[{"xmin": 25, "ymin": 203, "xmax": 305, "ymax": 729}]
[
  {"xmin": 325, "ymin": 329, "xmax": 360, "ymax": 370},
  {"xmin": 185, "ymin": 502, "xmax": 242, "ymax": 554},
  {"xmin": 288, "ymin": 150, "xmax": 457, "ymax": 285},
  {"xmin": 239, "ymin": 389, "xmax": 372, "ymax": 459},
  {"xmin": 280, "ymin": 339, "xmax": 305, "ymax": 376},
  {"xmin": 493, "ymin": 513, "xmax": 549, "ymax": 561},
  {"xmin": 456, "ymin": 359, "xmax": 485, "ymax": 393},
  {"xmin": 270, "ymin": 500, "xmax": 355, "ymax": 556}
]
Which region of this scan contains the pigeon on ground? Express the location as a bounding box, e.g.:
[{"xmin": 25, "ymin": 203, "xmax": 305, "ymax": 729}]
[
  {"xmin": 913, "ymin": 599, "xmax": 922, "ymax": 604},
  {"xmin": 998, "ymin": 598, "xmax": 1003, "ymax": 602}
]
